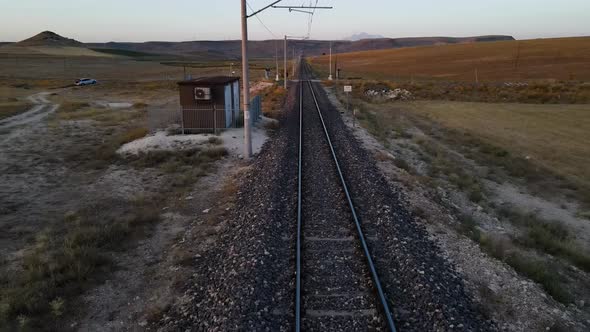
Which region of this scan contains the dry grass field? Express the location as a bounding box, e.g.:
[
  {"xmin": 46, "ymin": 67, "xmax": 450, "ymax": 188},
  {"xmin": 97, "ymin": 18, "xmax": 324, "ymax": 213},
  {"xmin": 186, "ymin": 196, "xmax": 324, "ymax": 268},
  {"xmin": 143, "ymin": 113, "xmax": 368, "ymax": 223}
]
[
  {"xmin": 311, "ymin": 37, "xmax": 590, "ymax": 82},
  {"xmin": 0, "ymin": 87, "xmax": 33, "ymax": 120},
  {"xmin": 401, "ymin": 101, "xmax": 590, "ymax": 189},
  {"xmin": 0, "ymin": 45, "xmax": 114, "ymax": 57}
]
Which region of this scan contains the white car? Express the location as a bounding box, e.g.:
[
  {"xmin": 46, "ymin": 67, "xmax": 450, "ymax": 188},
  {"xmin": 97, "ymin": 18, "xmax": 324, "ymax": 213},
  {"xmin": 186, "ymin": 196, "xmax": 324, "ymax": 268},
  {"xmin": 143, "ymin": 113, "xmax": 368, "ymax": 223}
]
[{"xmin": 75, "ymin": 78, "xmax": 97, "ymax": 86}]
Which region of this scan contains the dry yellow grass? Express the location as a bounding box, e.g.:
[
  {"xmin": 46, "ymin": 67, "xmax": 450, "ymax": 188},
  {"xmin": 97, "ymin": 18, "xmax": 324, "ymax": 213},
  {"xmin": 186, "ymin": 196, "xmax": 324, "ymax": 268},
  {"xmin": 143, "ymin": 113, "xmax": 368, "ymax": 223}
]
[
  {"xmin": 0, "ymin": 102, "xmax": 31, "ymax": 120},
  {"xmin": 258, "ymin": 85, "xmax": 286, "ymax": 119},
  {"xmin": 0, "ymin": 45, "xmax": 114, "ymax": 57},
  {"xmin": 311, "ymin": 37, "xmax": 590, "ymax": 82},
  {"xmin": 397, "ymin": 101, "xmax": 590, "ymax": 186}
]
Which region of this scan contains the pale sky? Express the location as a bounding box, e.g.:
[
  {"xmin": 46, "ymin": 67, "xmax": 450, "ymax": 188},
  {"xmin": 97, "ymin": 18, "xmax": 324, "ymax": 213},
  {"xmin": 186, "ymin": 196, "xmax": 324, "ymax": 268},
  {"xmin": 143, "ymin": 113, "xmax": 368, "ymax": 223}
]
[{"xmin": 1, "ymin": 0, "xmax": 589, "ymax": 42}]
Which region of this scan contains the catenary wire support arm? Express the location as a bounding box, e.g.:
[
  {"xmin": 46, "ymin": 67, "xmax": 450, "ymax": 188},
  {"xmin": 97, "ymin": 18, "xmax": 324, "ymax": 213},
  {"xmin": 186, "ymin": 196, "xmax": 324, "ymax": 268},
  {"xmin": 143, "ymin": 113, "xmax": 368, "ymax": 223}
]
[
  {"xmin": 247, "ymin": 0, "xmax": 283, "ymax": 17},
  {"xmin": 241, "ymin": 1, "xmax": 331, "ymax": 157},
  {"xmin": 240, "ymin": 0, "xmax": 283, "ymax": 159},
  {"xmin": 289, "ymin": 8, "xmax": 314, "ymax": 14},
  {"xmin": 272, "ymin": 5, "xmax": 333, "ymax": 9}
]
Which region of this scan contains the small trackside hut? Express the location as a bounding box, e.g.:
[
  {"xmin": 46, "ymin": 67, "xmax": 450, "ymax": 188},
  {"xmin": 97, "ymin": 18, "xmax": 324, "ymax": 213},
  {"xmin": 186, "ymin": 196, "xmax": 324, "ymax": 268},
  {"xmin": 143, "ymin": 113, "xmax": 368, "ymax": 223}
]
[{"xmin": 177, "ymin": 76, "xmax": 240, "ymax": 133}]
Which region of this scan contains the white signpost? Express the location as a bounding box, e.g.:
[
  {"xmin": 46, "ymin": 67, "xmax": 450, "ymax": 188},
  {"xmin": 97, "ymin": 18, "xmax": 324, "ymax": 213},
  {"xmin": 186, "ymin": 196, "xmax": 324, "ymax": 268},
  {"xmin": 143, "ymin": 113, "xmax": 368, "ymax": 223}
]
[{"xmin": 344, "ymin": 85, "xmax": 355, "ymax": 128}]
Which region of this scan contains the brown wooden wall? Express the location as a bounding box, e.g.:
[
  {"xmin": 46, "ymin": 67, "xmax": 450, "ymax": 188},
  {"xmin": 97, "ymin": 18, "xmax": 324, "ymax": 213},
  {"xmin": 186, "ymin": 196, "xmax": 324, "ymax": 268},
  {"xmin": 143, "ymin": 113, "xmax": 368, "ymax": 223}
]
[{"xmin": 179, "ymin": 84, "xmax": 227, "ymax": 129}]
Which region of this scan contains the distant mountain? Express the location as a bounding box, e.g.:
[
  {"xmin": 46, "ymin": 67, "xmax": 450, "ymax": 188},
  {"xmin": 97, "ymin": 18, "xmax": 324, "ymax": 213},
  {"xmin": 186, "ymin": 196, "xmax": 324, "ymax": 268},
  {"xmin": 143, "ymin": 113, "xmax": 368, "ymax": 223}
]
[
  {"xmin": 15, "ymin": 31, "xmax": 83, "ymax": 47},
  {"xmin": 86, "ymin": 35, "xmax": 515, "ymax": 59},
  {"xmin": 346, "ymin": 32, "xmax": 385, "ymax": 41},
  {"xmin": 8, "ymin": 31, "xmax": 514, "ymax": 59}
]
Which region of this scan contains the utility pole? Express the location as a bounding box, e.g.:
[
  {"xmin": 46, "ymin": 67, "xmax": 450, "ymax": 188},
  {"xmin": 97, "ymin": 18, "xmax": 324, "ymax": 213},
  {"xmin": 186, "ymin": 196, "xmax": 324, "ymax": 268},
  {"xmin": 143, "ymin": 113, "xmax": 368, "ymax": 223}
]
[
  {"xmin": 292, "ymin": 47, "xmax": 296, "ymax": 78},
  {"xmin": 284, "ymin": 35, "xmax": 307, "ymax": 89},
  {"xmin": 275, "ymin": 40, "xmax": 280, "ymax": 81},
  {"xmin": 328, "ymin": 41, "xmax": 333, "ymax": 80},
  {"xmin": 335, "ymin": 54, "xmax": 338, "ymax": 80},
  {"xmin": 240, "ymin": 1, "xmax": 332, "ymax": 159},
  {"xmin": 241, "ymin": 0, "xmax": 252, "ymax": 158},
  {"xmin": 284, "ymin": 35, "xmax": 288, "ymax": 89}
]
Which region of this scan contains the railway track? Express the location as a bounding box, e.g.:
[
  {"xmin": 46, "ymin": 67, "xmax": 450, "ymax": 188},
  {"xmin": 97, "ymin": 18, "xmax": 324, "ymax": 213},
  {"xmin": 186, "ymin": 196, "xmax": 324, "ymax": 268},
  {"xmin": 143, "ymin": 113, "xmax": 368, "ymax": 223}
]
[{"xmin": 295, "ymin": 62, "xmax": 397, "ymax": 331}]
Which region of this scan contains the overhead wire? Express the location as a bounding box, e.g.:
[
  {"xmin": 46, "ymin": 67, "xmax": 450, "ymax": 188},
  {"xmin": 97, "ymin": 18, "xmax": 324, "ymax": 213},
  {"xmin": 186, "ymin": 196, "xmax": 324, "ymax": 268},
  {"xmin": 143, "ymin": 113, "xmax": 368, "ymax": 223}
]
[
  {"xmin": 306, "ymin": 0, "xmax": 320, "ymax": 38},
  {"xmin": 246, "ymin": 1, "xmax": 279, "ymax": 38},
  {"xmin": 246, "ymin": 0, "xmax": 325, "ymax": 40}
]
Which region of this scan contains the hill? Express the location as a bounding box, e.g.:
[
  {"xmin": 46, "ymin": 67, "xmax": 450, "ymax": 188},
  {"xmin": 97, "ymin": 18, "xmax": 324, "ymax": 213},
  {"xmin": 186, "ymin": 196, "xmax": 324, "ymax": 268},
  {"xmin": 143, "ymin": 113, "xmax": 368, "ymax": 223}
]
[
  {"xmin": 310, "ymin": 36, "xmax": 590, "ymax": 82},
  {"xmin": 15, "ymin": 31, "xmax": 83, "ymax": 47},
  {"xmin": 1, "ymin": 31, "xmax": 514, "ymax": 61},
  {"xmin": 86, "ymin": 35, "xmax": 514, "ymax": 59},
  {"xmin": 346, "ymin": 32, "xmax": 385, "ymax": 41},
  {"xmin": 0, "ymin": 31, "xmax": 114, "ymax": 57}
]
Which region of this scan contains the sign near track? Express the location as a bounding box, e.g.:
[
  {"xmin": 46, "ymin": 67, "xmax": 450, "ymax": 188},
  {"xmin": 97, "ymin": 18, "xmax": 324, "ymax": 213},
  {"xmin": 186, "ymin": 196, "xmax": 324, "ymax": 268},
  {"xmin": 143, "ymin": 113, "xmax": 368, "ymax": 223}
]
[{"xmin": 344, "ymin": 85, "xmax": 352, "ymax": 114}]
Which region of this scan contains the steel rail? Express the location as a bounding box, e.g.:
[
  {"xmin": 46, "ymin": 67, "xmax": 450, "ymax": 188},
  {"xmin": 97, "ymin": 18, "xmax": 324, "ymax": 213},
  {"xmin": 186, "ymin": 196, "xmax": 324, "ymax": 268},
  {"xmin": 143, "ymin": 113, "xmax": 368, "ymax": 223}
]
[
  {"xmin": 302, "ymin": 64, "xmax": 397, "ymax": 332},
  {"xmin": 295, "ymin": 78, "xmax": 303, "ymax": 332}
]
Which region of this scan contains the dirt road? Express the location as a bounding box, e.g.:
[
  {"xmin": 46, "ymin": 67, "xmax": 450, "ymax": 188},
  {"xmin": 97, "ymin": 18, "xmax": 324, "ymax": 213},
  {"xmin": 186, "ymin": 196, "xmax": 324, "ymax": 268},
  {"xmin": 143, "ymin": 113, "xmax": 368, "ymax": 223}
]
[
  {"xmin": 0, "ymin": 91, "xmax": 77, "ymax": 262},
  {"xmin": 0, "ymin": 92, "xmax": 59, "ymax": 132}
]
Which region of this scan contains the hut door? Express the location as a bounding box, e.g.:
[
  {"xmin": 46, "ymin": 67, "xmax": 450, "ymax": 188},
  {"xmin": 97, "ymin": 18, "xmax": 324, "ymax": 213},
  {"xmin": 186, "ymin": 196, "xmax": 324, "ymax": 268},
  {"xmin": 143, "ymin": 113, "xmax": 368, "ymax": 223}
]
[
  {"xmin": 224, "ymin": 84, "xmax": 232, "ymax": 128},
  {"xmin": 233, "ymin": 81, "xmax": 240, "ymax": 122}
]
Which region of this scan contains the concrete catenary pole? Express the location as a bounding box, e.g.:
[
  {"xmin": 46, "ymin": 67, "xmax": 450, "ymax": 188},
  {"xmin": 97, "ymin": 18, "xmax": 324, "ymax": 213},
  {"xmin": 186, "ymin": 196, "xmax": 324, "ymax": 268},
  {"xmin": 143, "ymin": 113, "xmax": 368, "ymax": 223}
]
[
  {"xmin": 284, "ymin": 35, "xmax": 288, "ymax": 89},
  {"xmin": 275, "ymin": 40, "xmax": 280, "ymax": 81},
  {"xmin": 241, "ymin": 0, "xmax": 252, "ymax": 158},
  {"xmin": 292, "ymin": 47, "xmax": 296, "ymax": 77},
  {"xmin": 328, "ymin": 41, "xmax": 333, "ymax": 80}
]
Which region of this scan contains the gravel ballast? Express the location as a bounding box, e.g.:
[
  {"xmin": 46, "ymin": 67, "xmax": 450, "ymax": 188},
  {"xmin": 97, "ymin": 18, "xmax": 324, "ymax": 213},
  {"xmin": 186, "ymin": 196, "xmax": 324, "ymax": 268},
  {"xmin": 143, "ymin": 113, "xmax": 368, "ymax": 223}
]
[
  {"xmin": 299, "ymin": 80, "xmax": 386, "ymax": 331},
  {"xmin": 159, "ymin": 63, "xmax": 496, "ymax": 331},
  {"xmin": 304, "ymin": 74, "xmax": 495, "ymax": 330}
]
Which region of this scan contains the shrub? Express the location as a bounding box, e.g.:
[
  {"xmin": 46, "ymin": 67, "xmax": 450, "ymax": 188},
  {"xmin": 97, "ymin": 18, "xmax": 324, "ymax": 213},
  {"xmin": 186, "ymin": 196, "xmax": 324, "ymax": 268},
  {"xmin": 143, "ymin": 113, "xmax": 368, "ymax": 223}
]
[
  {"xmin": 260, "ymin": 85, "xmax": 287, "ymax": 119},
  {"xmin": 0, "ymin": 201, "xmax": 161, "ymax": 329},
  {"xmin": 393, "ymin": 157, "xmax": 414, "ymax": 174},
  {"xmin": 457, "ymin": 213, "xmax": 481, "ymax": 242},
  {"xmin": 118, "ymin": 127, "xmax": 148, "ymax": 145},
  {"xmin": 505, "ymin": 254, "xmax": 571, "ymax": 303},
  {"xmin": 207, "ymin": 136, "xmax": 223, "ymax": 145},
  {"xmin": 202, "ymin": 147, "xmax": 228, "ymax": 159},
  {"xmin": 500, "ymin": 206, "xmax": 590, "ymax": 272},
  {"xmin": 57, "ymin": 102, "xmax": 90, "ymax": 114}
]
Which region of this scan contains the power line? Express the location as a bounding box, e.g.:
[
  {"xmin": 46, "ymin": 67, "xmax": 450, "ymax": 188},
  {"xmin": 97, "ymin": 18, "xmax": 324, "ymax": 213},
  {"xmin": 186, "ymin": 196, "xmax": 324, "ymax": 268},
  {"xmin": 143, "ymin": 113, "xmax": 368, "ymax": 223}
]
[
  {"xmin": 246, "ymin": 1, "xmax": 278, "ymax": 38},
  {"xmin": 305, "ymin": 0, "xmax": 320, "ymax": 38}
]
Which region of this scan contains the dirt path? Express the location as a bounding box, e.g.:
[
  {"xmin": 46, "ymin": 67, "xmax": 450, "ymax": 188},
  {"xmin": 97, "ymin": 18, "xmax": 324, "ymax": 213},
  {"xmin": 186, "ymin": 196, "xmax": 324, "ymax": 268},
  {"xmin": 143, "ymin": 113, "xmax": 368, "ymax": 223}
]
[
  {"xmin": 0, "ymin": 91, "xmax": 85, "ymax": 268},
  {"xmin": 0, "ymin": 92, "xmax": 59, "ymax": 132}
]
